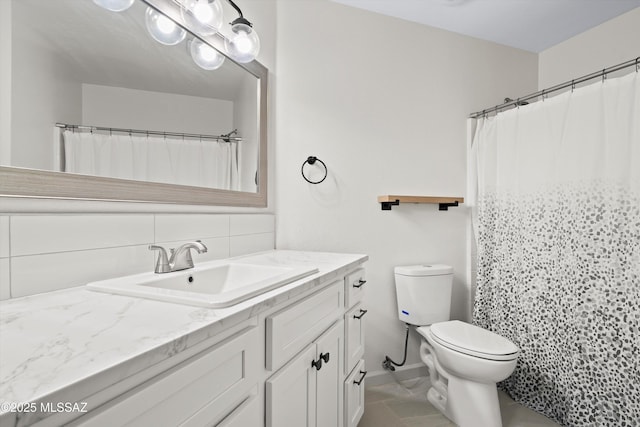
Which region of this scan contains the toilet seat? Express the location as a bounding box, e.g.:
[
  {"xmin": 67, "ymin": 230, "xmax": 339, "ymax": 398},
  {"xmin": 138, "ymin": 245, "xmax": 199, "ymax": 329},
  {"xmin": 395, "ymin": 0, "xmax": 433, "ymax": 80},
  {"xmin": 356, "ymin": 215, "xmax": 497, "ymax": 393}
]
[{"xmin": 424, "ymin": 321, "xmax": 519, "ymax": 361}]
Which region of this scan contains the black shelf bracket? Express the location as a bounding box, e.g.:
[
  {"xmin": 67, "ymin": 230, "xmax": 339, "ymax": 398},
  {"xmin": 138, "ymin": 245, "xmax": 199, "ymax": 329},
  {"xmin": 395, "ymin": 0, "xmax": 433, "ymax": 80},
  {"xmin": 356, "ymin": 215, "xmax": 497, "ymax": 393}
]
[
  {"xmin": 438, "ymin": 201, "xmax": 459, "ymax": 211},
  {"xmin": 381, "ymin": 200, "xmax": 400, "ymax": 210}
]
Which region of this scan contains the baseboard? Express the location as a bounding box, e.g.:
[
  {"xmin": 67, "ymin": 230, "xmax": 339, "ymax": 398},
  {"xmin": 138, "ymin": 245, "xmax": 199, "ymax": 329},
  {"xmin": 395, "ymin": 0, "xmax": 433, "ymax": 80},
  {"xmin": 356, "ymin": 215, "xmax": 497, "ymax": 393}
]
[{"xmin": 365, "ymin": 363, "xmax": 429, "ymax": 387}]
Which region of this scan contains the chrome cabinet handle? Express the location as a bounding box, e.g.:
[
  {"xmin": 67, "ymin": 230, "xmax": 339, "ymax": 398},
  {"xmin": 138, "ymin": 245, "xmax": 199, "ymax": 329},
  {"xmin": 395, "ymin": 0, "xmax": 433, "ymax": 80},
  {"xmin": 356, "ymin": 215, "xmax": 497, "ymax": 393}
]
[
  {"xmin": 353, "ymin": 370, "xmax": 367, "ymax": 386},
  {"xmin": 353, "ymin": 279, "xmax": 367, "ymax": 288},
  {"xmin": 353, "ymin": 309, "xmax": 368, "ymax": 320}
]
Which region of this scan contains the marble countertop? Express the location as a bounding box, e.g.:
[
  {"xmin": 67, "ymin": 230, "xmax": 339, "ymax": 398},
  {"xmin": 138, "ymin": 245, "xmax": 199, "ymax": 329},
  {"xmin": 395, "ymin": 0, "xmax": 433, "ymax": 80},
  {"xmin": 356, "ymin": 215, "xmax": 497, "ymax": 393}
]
[{"xmin": 0, "ymin": 250, "xmax": 367, "ymax": 423}]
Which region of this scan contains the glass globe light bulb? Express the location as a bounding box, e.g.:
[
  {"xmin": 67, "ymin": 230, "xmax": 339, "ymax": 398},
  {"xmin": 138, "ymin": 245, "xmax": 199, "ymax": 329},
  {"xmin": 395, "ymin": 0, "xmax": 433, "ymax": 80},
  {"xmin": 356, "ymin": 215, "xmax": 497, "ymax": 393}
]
[
  {"xmin": 92, "ymin": 0, "xmax": 135, "ymax": 12},
  {"xmin": 189, "ymin": 39, "xmax": 225, "ymax": 70},
  {"xmin": 224, "ymin": 22, "xmax": 260, "ymax": 63},
  {"xmin": 145, "ymin": 7, "xmax": 186, "ymax": 46},
  {"xmin": 180, "ymin": 0, "xmax": 223, "ymax": 36}
]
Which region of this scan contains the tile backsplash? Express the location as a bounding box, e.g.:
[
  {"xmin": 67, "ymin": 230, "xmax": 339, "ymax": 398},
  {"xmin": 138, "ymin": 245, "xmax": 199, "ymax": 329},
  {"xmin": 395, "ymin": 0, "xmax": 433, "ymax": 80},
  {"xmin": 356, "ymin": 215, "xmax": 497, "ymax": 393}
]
[{"xmin": 0, "ymin": 214, "xmax": 274, "ymax": 300}]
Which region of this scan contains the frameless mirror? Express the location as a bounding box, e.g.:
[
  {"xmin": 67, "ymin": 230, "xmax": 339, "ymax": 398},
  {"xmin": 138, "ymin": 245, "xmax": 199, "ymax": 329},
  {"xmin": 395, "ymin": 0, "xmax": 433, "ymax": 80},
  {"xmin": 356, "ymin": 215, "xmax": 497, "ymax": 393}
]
[{"xmin": 0, "ymin": 0, "xmax": 268, "ymax": 206}]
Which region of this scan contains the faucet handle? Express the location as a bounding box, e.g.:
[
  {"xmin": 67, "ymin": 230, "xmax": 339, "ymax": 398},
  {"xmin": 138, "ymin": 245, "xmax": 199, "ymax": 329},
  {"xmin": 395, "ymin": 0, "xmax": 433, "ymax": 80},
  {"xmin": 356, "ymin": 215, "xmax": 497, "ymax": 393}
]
[{"xmin": 149, "ymin": 245, "xmax": 170, "ymax": 274}]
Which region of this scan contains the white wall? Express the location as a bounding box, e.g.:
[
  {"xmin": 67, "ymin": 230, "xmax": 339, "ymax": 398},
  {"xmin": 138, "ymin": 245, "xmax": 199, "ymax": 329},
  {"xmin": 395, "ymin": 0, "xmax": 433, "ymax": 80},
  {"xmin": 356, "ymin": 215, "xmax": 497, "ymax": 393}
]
[
  {"xmin": 0, "ymin": 0, "xmax": 11, "ymax": 166},
  {"xmin": 0, "ymin": 213, "xmax": 275, "ymax": 300},
  {"xmin": 82, "ymin": 84, "xmax": 233, "ymax": 135},
  {"xmin": 539, "ymin": 7, "xmax": 640, "ymax": 88},
  {"xmin": 274, "ymin": 0, "xmax": 538, "ymax": 379},
  {"xmin": 10, "ymin": 0, "xmax": 81, "ymax": 171}
]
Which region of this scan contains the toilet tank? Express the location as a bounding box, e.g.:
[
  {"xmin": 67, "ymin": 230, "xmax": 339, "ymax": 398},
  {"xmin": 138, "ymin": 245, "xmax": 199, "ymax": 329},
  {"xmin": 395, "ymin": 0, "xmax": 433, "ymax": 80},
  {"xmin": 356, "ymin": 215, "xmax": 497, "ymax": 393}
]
[{"xmin": 394, "ymin": 264, "xmax": 453, "ymax": 326}]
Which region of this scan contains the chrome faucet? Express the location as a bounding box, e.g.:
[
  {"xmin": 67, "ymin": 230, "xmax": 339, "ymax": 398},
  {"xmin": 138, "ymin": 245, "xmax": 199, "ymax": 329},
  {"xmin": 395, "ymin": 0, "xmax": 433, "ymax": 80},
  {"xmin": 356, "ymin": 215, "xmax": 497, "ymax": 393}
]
[{"xmin": 149, "ymin": 240, "xmax": 208, "ymax": 273}]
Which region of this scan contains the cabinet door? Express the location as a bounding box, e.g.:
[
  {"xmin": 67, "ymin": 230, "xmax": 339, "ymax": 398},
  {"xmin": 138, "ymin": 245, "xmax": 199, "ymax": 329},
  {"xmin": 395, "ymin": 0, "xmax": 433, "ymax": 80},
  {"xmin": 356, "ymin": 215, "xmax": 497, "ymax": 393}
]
[
  {"xmin": 316, "ymin": 321, "xmax": 344, "ymax": 427},
  {"xmin": 344, "ymin": 360, "xmax": 366, "ymax": 427},
  {"xmin": 266, "ymin": 344, "xmax": 317, "ymax": 427},
  {"xmin": 345, "ymin": 303, "xmax": 366, "ymax": 375}
]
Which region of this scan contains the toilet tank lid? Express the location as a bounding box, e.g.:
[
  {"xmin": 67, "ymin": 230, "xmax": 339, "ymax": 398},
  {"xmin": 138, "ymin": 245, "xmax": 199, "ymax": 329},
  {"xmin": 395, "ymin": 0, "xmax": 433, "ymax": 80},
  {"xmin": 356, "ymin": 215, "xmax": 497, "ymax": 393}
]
[{"xmin": 394, "ymin": 264, "xmax": 453, "ymax": 276}]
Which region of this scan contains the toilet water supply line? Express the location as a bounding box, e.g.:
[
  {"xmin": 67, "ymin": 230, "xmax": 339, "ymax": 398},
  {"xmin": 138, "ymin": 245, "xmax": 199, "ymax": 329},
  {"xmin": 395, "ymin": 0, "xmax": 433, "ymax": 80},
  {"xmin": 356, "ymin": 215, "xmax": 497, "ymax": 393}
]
[{"xmin": 382, "ymin": 323, "xmax": 411, "ymax": 371}]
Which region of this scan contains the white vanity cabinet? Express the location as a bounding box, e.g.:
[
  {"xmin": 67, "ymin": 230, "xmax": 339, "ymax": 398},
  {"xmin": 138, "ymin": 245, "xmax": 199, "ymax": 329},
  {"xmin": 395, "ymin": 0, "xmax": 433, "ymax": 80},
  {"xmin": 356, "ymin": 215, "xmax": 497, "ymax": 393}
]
[
  {"xmin": 343, "ymin": 268, "xmax": 367, "ymax": 427},
  {"xmin": 68, "ymin": 324, "xmax": 259, "ymax": 427},
  {"xmin": 24, "ymin": 261, "xmax": 367, "ymax": 427},
  {"xmin": 265, "ymin": 268, "xmax": 367, "ymax": 427},
  {"xmin": 346, "ymin": 303, "xmax": 366, "ymax": 374},
  {"xmin": 265, "ymin": 320, "xmax": 344, "ymax": 427}
]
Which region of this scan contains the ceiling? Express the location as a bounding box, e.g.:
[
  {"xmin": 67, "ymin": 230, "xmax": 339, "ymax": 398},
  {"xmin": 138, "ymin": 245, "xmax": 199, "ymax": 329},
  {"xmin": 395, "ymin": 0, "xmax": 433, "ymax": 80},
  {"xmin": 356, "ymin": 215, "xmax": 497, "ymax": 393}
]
[{"xmin": 330, "ymin": 0, "xmax": 640, "ymax": 52}]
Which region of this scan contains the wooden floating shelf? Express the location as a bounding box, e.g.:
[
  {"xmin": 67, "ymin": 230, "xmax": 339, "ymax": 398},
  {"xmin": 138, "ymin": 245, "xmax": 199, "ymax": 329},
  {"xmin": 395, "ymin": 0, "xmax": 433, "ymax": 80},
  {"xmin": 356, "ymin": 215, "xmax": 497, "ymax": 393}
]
[{"xmin": 377, "ymin": 195, "xmax": 464, "ymax": 211}]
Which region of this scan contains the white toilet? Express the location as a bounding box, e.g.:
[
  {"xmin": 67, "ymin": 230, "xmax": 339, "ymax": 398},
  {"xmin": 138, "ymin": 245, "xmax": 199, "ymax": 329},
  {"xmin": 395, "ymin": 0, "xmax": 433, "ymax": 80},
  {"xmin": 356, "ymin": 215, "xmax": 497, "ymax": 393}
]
[{"xmin": 394, "ymin": 264, "xmax": 519, "ymax": 427}]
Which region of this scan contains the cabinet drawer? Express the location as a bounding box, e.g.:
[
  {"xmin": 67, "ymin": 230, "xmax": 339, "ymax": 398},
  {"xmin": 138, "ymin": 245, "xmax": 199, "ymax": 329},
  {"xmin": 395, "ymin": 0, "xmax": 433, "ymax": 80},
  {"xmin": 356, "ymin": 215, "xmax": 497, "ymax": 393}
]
[
  {"xmin": 344, "ymin": 268, "xmax": 366, "ymax": 308},
  {"xmin": 344, "ymin": 360, "xmax": 366, "ymax": 427},
  {"xmin": 345, "ymin": 303, "xmax": 366, "ymax": 375},
  {"xmin": 72, "ymin": 326, "xmax": 259, "ymax": 427},
  {"xmin": 215, "ymin": 388, "xmax": 260, "ymax": 427},
  {"xmin": 266, "ymin": 281, "xmax": 343, "ymax": 371}
]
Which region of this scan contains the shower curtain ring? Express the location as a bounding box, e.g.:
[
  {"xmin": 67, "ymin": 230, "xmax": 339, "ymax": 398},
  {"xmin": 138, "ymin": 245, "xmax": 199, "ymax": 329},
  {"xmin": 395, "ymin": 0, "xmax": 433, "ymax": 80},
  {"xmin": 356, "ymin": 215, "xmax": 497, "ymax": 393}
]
[
  {"xmin": 636, "ymin": 57, "xmax": 639, "ymax": 72},
  {"xmin": 571, "ymin": 80, "xmax": 575, "ymax": 92}
]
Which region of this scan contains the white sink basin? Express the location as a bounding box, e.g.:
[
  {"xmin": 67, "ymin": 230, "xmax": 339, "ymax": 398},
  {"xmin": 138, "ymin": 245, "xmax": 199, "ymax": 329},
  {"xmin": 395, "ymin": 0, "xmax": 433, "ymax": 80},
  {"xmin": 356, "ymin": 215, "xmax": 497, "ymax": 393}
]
[{"xmin": 86, "ymin": 262, "xmax": 319, "ymax": 308}]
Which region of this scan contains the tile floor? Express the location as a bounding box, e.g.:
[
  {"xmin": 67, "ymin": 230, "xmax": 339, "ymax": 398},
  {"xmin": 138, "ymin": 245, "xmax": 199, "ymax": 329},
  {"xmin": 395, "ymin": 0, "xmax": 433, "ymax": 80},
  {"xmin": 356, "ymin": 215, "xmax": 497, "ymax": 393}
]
[{"xmin": 358, "ymin": 377, "xmax": 561, "ymax": 427}]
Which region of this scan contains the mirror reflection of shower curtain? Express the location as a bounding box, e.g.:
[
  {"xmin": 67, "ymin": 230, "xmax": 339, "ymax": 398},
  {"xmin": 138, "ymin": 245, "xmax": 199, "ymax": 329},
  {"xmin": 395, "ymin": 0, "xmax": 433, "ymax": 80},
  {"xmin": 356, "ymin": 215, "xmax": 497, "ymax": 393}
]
[
  {"xmin": 469, "ymin": 72, "xmax": 639, "ymax": 427},
  {"xmin": 61, "ymin": 131, "xmax": 239, "ymax": 191}
]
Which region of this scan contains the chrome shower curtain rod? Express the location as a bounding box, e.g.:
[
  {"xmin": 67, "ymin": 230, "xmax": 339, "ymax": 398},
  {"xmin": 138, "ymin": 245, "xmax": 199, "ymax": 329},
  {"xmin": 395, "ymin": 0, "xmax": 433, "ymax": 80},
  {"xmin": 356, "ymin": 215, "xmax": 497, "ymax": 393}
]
[
  {"xmin": 55, "ymin": 123, "xmax": 243, "ymax": 142},
  {"xmin": 469, "ymin": 56, "xmax": 640, "ymax": 119}
]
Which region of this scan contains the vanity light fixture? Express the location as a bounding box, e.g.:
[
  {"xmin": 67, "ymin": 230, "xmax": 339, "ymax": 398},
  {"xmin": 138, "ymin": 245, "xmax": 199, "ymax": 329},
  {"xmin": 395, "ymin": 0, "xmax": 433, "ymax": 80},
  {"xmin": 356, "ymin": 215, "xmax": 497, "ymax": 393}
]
[
  {"xmin": 180, "ymin": 0, "xmax": 223, "ymax": 36},
  {"xmin": 178, "ymin": 0, "xmax": 260, "ymax": 63},
  {"xmin": 223, "ymin": 0, "xmax": 260, "ymax": 63},
  {"xmin": 189, "ymin": 38, "xmax": 226, "ymax": 70},
  {"xmin": 94, "ymin": 0, "xmax": 260, "ymax": 64},
  {"xmin": 145, "ymin": 6, "xmax": 187, "ymax": 45},
  {"xmin": 92, "ymin": 0, "xmax": 135, "ymax": 12}
]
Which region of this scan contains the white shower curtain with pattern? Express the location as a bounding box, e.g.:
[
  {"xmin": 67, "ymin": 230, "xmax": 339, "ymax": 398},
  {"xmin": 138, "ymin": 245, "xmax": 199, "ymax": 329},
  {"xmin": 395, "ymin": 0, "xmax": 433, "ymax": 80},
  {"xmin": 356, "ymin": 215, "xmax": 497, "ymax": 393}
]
[
  {"xmin": 63, "ymin": 132, "xmax": 239, "ymax": 190},
  {"xmin": 469, "ymin": 72, "xmax": 640, "ymax": 426}
]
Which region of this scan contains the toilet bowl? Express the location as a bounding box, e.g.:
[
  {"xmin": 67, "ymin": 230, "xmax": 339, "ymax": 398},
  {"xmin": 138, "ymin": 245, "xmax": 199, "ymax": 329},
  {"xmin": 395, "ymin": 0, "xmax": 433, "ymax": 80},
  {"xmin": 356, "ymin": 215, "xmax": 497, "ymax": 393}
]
[
  {"xmin": 417, "ymin": 321, "xmax": 519, "ymax": 427},
  {"xmin": 393, "ymin": 265, "xmax": 519, "ymax": 427}
]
